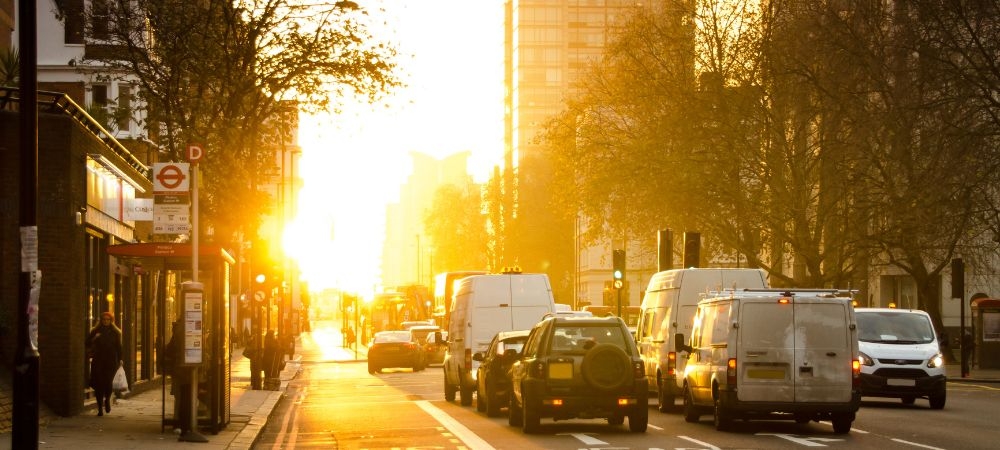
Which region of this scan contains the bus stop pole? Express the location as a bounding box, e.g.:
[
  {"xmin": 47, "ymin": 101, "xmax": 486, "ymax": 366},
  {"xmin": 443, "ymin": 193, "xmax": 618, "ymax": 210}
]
[{"xmin": 180, "ymin": 154, "xmax": 208, "ymax": 443}]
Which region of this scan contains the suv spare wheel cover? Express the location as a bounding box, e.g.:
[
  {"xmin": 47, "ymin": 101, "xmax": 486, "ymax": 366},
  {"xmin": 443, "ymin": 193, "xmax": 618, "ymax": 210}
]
[{"xmin": 581, "ymin": 343, "xmax": 632, "ymax": 392}]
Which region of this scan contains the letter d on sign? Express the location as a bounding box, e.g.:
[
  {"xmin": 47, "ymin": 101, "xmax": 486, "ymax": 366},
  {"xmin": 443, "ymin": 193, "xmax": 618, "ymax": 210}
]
[{"xmin": 187, "ymin": 144, "xmax": 204, "ymax": 163}]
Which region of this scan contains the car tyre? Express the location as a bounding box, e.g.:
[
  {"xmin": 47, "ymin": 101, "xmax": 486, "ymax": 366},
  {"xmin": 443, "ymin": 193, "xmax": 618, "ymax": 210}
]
[
  {"xmin": 508, "ymin": 391, "xmax": 523, "ymax": 426},
  {"xmin": 831, "ymin": 414, "xmax": 852, "ymax": 434},
  {"xmin": 682, "ymin": 386, "xmax": 699, "ymax": 423},
  {"xmin": 522, "ymin": 393, "xmax": 540, "ymax": 433},
  {"xmin": 460, "ymin": 380, "xmax": 474, "ymax": 406},
  {"xmin": 580, "ymin": 344, "xmax": 632, "ymax": 392},
  {"xmin": 475, "ymin": 380, "xmax": 487, "ymax": 412},
  {"xmin": 658, "ymin": 385, "xmax": 675, "ymax": 413},
  {"xmin": 628, "ymin": 406, "xmax": 648, "ymax": 433},
  {"xmin": 929, "ymin": 391, "xmax": 946, "ymax": 410},
  {"xmin": 901, "ymin": 396, "xmax": 915, "ymax": 405},
  {"xmin": 713, "ymin": 397, "xmax": 732, "ymax": 431},
  {"xmin": 607, "ymin": 414, "xmax": 624, "ymax": 425},
  {"xmin": 444, "ymin": 375, "xmax": 457, "ymax": 402},
  {"xmin": 485, "ymin": 380, "xmax": 502, "ymax": 417},
  {"xmin": 367, "ymin": 363, "xmax": 376, "ymax": 375}
]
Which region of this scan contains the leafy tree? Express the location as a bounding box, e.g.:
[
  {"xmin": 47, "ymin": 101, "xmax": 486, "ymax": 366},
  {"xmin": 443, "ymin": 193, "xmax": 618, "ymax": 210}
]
[
  {"xmin": 0, "ymin": 47, "xmax": 17, "ymax": 86},
  {"xmin": 423, "ymin": 184, "xmax": 489, "ymax": 273},
  {"xmin": 81, "ymin": 0, "xmax": 399, "ymax": 247}
]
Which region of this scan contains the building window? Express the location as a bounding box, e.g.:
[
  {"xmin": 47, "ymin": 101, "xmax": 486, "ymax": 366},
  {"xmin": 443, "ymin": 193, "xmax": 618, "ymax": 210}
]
[
  {"xmin": 65, "ymin": 0, "xmax": 85, "ymax": 44},
  {"xmin": 91, "ymin": 0, "xmax": 111, "ymax": 41},
  {"xmin": 117, "ymin": 85, "xmax": 132, "ymax": 132}
]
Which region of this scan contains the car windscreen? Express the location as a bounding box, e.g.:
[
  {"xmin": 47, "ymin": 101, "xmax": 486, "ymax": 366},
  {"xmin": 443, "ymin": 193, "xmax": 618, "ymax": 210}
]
[
  {"xmin": 857, "ymin": 311, "xmax": 935, "ymax": 344},
  {"xmin": 552, "ymin": 324, "xmax": 630, "ymax": 354},
  {"xmin": 373, "ymin": 331, "xmax": 412, "ymax": 344}
]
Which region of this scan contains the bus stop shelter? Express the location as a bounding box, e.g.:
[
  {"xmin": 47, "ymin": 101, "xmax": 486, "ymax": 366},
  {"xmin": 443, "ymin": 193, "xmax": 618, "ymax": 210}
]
[
  {"xmin": 107, "ymin": 242, "xmax": 233, "ymax": 434},
  {"xmin": 972, "ymin": 298, "xmax": 1000, "ymax": 369}
]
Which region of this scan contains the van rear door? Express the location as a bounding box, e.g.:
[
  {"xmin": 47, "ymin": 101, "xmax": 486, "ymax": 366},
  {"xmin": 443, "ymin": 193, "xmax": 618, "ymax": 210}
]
[
  {"xmin": 737, "ymin": 297, "xmax": 854, "ymax": 403},
  {"xmin": 792, "ymin": 299, "xmax": 854, "ymax": 403},
  {"xmin": 509, "ymin": 274, "xmax": 555, "ymax": 330}
]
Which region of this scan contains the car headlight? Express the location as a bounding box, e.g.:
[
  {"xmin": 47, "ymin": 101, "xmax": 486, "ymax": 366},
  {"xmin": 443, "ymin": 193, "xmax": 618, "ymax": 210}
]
[
  {"xmin": 927, "ymin": 353, "xmax": 944, "ymax": 368},
  {"xmin": 858, "ymin": 352, "xmax": 874, "ymax": 367}
]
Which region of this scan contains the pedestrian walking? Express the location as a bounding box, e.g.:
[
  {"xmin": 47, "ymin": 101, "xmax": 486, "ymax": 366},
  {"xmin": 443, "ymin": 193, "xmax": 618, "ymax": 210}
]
[
  {"xmin": 86, "ymin": 311, "xmax": 123, "ymax": 416},
  {"xmin": 263, "ymin": 330, "xmax": 282, "ymax": 379}
]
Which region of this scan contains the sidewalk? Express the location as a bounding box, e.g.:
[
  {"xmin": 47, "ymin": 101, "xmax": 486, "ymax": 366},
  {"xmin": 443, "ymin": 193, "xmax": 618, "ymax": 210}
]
[{"xmin": 0, "ymin": 339, "xmax": 365, "ymax": 450}]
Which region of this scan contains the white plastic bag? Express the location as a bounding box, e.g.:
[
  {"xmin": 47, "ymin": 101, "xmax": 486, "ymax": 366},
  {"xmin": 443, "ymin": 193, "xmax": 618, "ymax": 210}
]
[{"xmin": 113, "ymin": 365, "xmax": 129, "ymax": 395}]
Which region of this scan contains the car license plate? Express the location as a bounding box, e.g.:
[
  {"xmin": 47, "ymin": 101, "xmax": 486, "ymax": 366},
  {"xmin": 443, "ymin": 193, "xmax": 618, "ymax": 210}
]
[
  {"xmin": 747, "ymin": 369, "xmax": 785, "ymax": 379},
  {"xmin": 548, "ymin": 362, "xmax": 573, "ymax": 379},
  {"xmin": 887, "ymin": 378, "xmax": 915, "ymax": 386}
]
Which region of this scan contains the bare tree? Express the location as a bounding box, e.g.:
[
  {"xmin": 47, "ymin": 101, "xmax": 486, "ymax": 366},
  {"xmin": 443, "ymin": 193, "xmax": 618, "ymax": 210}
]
[{"xmin": 82, "ymin": 0, "xmax": 400, "ymax": 245}]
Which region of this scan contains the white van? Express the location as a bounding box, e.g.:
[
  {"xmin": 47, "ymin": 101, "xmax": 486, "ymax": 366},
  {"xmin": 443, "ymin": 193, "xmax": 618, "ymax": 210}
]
[
  {"xmin": 679, "ymin": 289, "xmax": 861, "ymax": 433},
  {"xmin": 443, "ymin": 272, "xmax": 556, "ymax": 406},
  {"xmin": 854, "ymin": 308, "xmax": 946, "ymax": 409},
  {"xmin": 636, "ymin": 268, "xmax": 768, "ymax": 411}
]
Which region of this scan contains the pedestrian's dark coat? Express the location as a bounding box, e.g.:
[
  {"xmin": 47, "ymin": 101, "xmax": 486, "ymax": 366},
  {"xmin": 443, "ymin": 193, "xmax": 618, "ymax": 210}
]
[
  {"xmin": 263, "ymin": 331, "xmax": 282, "ymax": 377},
  {"xmin": 86, "ymin": 312, "xmax": 123, "ymax": 398}
]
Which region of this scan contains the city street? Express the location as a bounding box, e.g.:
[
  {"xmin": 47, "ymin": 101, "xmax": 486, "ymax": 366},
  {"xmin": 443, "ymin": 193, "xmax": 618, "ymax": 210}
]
[{"xmin": 256, "ymin": 321, "xmax": 1000, "ymax": 449}]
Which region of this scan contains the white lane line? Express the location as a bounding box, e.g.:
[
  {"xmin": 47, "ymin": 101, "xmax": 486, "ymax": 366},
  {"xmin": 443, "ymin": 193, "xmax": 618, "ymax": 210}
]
[
  {"xmin": 647, "ymin": 423, "xmax": 663, "ymax": 430},
  {"xmin": 415, "ymin": 400, "xmax": 497, "ymax": 450},
  {"xmin": 891, "ymin": 438, "xmax": 945, "ymax": 450},
  {"xmin": 678, "ymin": 435, "xmax": 721, "ymax": 450}
]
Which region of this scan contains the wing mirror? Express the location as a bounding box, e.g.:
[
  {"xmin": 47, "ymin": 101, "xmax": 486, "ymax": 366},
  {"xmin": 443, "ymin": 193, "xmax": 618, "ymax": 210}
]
[{"xmin": 675, "ymin": 333, "xmax": 693, "ymax": 354}]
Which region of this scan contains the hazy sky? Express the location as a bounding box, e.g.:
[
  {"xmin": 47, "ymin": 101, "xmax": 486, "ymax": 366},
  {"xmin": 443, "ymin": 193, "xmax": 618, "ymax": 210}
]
[{"xmin": 289, "ymin": 0, "xmax": 505, "ymax": 294}]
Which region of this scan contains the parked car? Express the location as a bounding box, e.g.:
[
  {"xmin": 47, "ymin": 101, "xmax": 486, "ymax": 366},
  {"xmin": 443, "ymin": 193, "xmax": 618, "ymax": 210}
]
[
  {"xmin": 409, "ymin": 325, "xmax": 444, "ymax": 366},
  {"xmin": 474, "ymin": 329, "xmax": 530, "ymax": 417},
  {"xmin": 508, "ymin": 316, "xmax": 648, "ymax": 433},
  {"xmin": 368, "ymin": 330, "xmax": 426, "ymax": 374},
  {"xmin": 855, "ymin": 308, "xmax": 947, "ymax": 409}
]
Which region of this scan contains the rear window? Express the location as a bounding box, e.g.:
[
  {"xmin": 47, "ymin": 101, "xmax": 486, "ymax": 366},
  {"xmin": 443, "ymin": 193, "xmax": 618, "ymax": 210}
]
[
  {"xmin": 552, "ymin": 324, "xmax": 630, "ymax": 354},
  {"xmin": 373, "ymin": 331, "xmax": 412, "ymax": 343}
]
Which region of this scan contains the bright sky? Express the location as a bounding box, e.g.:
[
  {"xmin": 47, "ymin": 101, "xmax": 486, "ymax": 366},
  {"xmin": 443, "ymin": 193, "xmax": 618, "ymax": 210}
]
[{"xmin": 285, "ymin": 1, "xmax": 505, "ymax": 295}]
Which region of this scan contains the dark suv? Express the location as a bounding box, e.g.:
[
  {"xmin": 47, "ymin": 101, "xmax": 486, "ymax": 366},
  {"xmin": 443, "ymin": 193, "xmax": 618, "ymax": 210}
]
[{"xmin": 508, "ymin": 316, "xmax": 648, "ymax": 433}]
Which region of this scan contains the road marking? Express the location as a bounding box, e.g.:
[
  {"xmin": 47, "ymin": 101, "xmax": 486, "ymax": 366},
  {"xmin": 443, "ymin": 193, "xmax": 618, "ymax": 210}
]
[
  {"xmin": 415, "ymin": 400, "xmax": 496, "ymax": 450},
  {"xmin": 560, "ymin": 432, "xmax": 609, "ymax": 445},
  {"xmin": 677, "ymin": 435, "xmax": 721, "ymax": 450},
  {"xmin": 757, "ymin": 433, "xmax": 844, "ymax": 447},
  {"xmin": 647, "ymin": 423, "xmax": 664, "ymax": 430},
  {"xmin": 890, "ymin": 438, "xmax": 944, "ymax": 450}
]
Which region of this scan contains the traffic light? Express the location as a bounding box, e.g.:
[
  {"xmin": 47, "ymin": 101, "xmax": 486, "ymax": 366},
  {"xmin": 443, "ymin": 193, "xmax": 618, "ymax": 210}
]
[{"xmin": 612, "ymin": 249, "xmax": 626, "ymax": 289}]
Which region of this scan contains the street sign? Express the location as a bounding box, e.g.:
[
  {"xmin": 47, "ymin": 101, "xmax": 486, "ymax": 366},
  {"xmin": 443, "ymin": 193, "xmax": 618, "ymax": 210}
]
[
  {"xmin": 187, "ymin": 144, "xmax": 204, "ymax": 163},
  {"xmin": 153, "ymin": 163, "xmax": 190, "ymax": 192}
]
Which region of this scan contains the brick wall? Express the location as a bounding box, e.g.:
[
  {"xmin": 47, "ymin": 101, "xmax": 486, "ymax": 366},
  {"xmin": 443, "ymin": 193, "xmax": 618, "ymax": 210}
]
[{"xmin": 1, "ymin": 111, "xmax": 108, "ymax": 417}]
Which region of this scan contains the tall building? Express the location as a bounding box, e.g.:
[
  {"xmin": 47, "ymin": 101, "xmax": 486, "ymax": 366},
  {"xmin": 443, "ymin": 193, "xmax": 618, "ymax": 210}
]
[
  {"xmin": 503, "ymin": 0, "xmax": 646, "ymax": 306},
  {"xmin": 382, "ymin": 151, "xmax": 477, "ymax": 289}
]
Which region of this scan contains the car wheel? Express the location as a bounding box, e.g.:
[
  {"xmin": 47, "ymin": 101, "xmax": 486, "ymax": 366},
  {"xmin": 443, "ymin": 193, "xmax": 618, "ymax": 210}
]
[
  {"xmin": 444, "ymin": 375, "xmax": 457, "ymax": 402},
  {"xmin": 476, "ymin": 379, "xmax": 487, "ymax": 412},
  {"xmin": 522, "ymin": 393, "xmax": 540, "ymax": 433},
  {"xmin": 682, "ymin": 386, "xmax": 699, "ymax": 423},
  {"xmin": 460, "ymin": 380, "xmax": 474, "ymax": 406},
  {"xmin": 580, "ymin": 344, "xmax": 632, "ymax": 392},
  {"xmin": 831, "ymin": 414, "xmax": 852, "ymax": 434},
  {"xmin": 607, "ymin": 414, "xmax": 624, "ymax": 425},
  {"xmin": 713, "ymin": 397, "xmax": 732, "ymax": 431},
  {"xmin": 658, "ymin": 384, "xmax": 675, "ymax": 413},
  {"xmin": 794, "ymin": 414, "xmax": 811, "ymax": 424},
  {"xmin": 901, "ymin": 396, "xmax": 915, "ymax": 405},
  {"xmin": 628, "ymin": 406, "xmax": 648, "ymax": 433},
  {"xmin": 508, "ymin": 391, "xmax": 523, "ymax": 427},
  {"xmin": 929, "ymin": 391, "xmax": 946, "ymax": 410},
  {"xmin": 367, "ymin": 363, "xmax": 376, "ymax": 375},
  {"xmin": 485, "ymin": 380, "xmax": 502, "ymax": 417}
]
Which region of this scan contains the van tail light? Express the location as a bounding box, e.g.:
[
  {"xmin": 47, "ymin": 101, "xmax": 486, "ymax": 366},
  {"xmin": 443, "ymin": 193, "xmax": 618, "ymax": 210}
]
[
  {"xmin": 726, "ymin": 358, "xmax": 737, "ymax": 387},
  {"xmin": 530, "ymin": 360, "xmax": 546, "ymax": 379},
  {"xmin": 666, "ymin": 351, "xmax": 676, "ymax": 376},
  {"xmin": 464, "ymin": 348, "xmax": 472, "ymax": 370},
  {"xmin": 633, "ymin": 361, "xmax": 644, "ymax": 378},
  {"xmin": 852, "ymin": 358, "xmax": 861, "ymax": 388}
]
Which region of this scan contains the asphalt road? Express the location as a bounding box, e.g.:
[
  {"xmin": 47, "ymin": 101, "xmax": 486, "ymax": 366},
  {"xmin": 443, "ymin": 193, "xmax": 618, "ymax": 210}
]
[{"xmin": 256, "ymin": 322, "xmax": 1000, "ymax": 449}]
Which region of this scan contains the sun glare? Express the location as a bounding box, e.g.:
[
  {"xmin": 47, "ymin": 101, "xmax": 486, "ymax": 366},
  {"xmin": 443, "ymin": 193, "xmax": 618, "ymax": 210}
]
[{"xmin": 286, "ymin": 1, "xmax": 505, "ymax": 295}]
